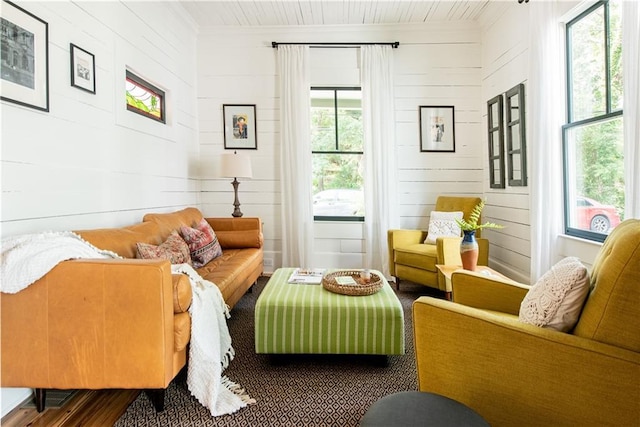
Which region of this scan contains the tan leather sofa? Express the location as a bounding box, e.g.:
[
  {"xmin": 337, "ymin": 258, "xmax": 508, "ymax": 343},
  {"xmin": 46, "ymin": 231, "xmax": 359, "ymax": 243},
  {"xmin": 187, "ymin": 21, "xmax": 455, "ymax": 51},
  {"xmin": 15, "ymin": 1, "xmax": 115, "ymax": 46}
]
[
  {"xmin": 413, "ymin": 219, "xmax": 640, "ymax": 426},
  {"xmin": 1, "ymin": 207, "xmax": 263, "ymax": 412}
]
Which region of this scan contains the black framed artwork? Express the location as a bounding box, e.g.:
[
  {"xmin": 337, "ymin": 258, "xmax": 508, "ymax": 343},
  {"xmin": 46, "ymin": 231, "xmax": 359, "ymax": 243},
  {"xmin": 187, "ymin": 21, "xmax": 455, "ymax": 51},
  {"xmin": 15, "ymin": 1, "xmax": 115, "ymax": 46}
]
[
  {"xmin": 419, "ymin": 105, "xmax": 455, "ymax": 152},
  {"xmin": 0, "ymin": 0, "xmax": 49, "ymax": 111},
  {"xmin": 70, "ymin": 43, "xmax": 96, "ymax": 94},
  {"xmin": 223, "ymin": 104, "xmax": 257, "ymax": 149}
]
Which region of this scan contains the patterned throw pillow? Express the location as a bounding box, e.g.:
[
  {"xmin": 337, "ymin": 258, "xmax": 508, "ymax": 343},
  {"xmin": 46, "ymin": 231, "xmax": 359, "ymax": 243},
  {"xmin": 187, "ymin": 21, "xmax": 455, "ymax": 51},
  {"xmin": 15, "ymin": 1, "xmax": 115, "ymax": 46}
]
[
  {"xmin": 136, "ymin": 231, "xmax": 192, "ymax": 265},
  {"xmin": 519, "ymin": 257, "xmax": 590, "ymax": 332},
  {"xmin": 424, "ymin": 211, "xmax": 464, "ymax": 244},
  {"xmin": 180, "ymin": 218, "xmax": 223, "ymax": 268}
]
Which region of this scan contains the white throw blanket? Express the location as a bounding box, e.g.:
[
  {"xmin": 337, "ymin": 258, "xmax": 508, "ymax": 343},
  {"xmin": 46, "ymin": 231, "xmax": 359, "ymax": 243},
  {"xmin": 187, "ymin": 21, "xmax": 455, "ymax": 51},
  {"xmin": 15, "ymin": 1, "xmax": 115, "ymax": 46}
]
[
  {"xmin": 171, "ymin": 263, "xmax": 255, "ymax": 416},
  {"xmin": 0, "ymin": 231, "xmax": 121, "ymax": 293},
  {"xmin": 0, "ymin": 231, "xmax": 254, "ymax": 416}
]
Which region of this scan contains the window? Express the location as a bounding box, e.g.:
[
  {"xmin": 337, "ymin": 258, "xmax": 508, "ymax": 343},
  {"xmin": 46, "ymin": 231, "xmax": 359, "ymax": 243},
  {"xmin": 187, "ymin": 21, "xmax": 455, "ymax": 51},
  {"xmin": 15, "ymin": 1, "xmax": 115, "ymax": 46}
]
[
  {"xmin": 563, "ymin": 0, "xmax": 623, "ymax": 242},
  {"xmin": 311, "ymin": 88, "xmax": 364, "ymax": 221},
  {"xmin": 125, "ymin": 70, "xmax": 165, "ymax": 123},
  {"xmin": 487, "ymin": 94, "xmax": 505, "ymax": 189}
]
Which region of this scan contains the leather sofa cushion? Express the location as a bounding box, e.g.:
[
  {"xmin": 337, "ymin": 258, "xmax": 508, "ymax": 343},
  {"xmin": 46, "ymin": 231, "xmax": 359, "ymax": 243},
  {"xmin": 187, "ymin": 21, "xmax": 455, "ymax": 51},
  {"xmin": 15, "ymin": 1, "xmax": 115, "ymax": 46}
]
[
  {"xmin": 395, "ymin": 244, "xmax": 438, "ymax": 272},
  {"xmin": 143, "ymin": 207, "xmax": 204, "ymax": 242},
  {"xmin": 76, "ymin": 222, "xmax": 161, "ymax": 258},
  {"xmin": 173, "ymin": 312, "xmax": 191, "ymax": 352},
  {"xmin": 172, "ymin": 274, "xmax": 192, "ymax": 313},
  {"xmin": 197, "ymin": 248, "xmax": 262, "ymax": 296}
]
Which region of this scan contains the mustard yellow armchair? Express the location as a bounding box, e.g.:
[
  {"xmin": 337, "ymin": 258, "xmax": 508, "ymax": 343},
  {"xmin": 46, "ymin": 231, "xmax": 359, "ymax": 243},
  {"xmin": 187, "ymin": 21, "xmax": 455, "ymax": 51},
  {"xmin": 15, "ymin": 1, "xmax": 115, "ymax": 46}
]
[
  {"xmin": 388, "ymin": 196, "xmax": 489, "ymax": 298},
  {"xmin": 412, "ymin": 219, "xmax": 640, "ymax": 427}
]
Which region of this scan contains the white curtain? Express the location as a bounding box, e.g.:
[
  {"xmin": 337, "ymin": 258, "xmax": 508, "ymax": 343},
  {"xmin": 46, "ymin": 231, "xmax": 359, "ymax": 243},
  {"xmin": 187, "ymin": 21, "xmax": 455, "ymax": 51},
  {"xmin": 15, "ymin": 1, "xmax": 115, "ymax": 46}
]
[
  {"xmin": 361, "ymin": 45, "xmax": 399, "ymax": 277},
  {"xmin": 623, "ymin": 0, "xmax": 640, "ymax": 219},
  {"xmin": 528, "ymin": 2, "xmax": 564, "ymax": 282},
  {"xmin": 277, "ymin": 45, "xmax": 314, "ymax": 267}
]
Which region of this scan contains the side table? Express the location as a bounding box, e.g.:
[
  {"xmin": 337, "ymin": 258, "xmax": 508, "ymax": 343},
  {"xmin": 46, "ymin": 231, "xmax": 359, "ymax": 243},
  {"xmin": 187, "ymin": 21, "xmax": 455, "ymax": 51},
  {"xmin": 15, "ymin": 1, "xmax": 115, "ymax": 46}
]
[{"xmin": 436, "ymin": 264, "xmax": 513, "ymax": 300}]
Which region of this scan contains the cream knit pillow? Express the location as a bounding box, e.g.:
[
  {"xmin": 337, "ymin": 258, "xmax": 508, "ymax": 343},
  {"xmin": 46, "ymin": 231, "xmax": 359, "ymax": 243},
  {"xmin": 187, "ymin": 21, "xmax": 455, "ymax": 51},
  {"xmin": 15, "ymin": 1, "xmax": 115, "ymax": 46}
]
[
  {"xmin": 424, "ymin": 211, "xmax": 464, "ymax": 244},
  {"xmin": 519, "ymin": 257, "xmax": 590, "ymax": 332}
]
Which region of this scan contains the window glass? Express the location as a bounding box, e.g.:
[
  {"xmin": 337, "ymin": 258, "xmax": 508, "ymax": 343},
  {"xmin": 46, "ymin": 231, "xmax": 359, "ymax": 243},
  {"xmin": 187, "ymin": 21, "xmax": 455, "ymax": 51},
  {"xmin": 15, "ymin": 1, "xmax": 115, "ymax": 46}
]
[
  {"xmin": 564, "ymin": 0, "xmax": 624, "ymax": 242},
  {"xmin": 568, "ymin": 4, "xmax": 606, "ymax": 122},
  {"xmin": 564, "ymin": 116, "xmax": 624, "ymax": 234},
  {"xmin": 125, "ymin": 70, "xmax": 165, "ymax": 123},
  {"xmin": 311, "ymin": 88, "xmax": 364, "ymax": 220}
]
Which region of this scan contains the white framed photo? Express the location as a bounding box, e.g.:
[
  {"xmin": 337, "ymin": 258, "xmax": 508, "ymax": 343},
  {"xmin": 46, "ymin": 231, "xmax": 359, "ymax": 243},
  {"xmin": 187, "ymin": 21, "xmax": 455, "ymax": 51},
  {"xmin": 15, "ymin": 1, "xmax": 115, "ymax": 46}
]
[
  {"xmin": 70, "ymin": 43, "xmax": 95, "ymax": 94},
  {"xmin": 0, "ymin": 1, "xmax": 49, "ymax": 111}
]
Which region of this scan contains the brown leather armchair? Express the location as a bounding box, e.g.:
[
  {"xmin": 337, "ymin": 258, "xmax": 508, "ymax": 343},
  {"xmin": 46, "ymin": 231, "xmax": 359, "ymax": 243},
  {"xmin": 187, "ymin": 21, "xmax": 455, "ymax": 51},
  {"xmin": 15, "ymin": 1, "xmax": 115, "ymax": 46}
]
[{"xmin": 388, "ymin": 196, "xmax": 489, "ymax": 297}]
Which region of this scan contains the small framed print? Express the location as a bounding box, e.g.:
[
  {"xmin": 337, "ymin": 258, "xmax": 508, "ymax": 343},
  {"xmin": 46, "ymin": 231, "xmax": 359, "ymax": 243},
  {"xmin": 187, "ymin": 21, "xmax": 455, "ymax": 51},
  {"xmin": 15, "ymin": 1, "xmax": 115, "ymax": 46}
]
[
  {"xmin": 70, "ymin": 43, "xmax": 95, "ymax": 94},
  {"xmin": 419, "ymin": 105, "xmax": 455, "ymax": 152},
  {"xmin": 0, "ymin": 0, "xmax": 49, "ymax": 111},
  {"xmin": 223, "ymin": 104, "xmax": 257, "ymax": 150}
]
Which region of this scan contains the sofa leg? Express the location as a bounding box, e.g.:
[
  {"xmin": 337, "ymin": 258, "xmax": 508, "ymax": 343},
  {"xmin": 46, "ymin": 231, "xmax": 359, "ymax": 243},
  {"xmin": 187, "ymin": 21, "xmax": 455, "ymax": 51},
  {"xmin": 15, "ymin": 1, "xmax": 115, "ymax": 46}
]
[
  {"xmin": 145, "ymin": 388, "xmax": 166, "ymax": 412},
  {"xmin": 395, "ymin": 278, "xmax": 400, "ymax": 290},
  {"xmin": 35, "ymin": 388, "xmax": 46, "ymax": 412}
]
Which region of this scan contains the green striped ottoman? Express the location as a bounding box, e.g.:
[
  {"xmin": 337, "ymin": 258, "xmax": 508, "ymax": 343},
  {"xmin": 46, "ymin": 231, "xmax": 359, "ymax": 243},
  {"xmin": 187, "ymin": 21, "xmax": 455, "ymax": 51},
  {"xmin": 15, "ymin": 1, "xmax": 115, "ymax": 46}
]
[{"xmin": 255, "ymin": 268, "xmax": 405, "ymax": 355}]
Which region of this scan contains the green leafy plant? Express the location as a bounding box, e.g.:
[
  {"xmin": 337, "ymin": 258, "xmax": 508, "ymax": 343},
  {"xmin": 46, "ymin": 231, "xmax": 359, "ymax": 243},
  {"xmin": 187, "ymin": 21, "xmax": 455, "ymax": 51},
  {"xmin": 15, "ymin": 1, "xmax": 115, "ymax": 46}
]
[{"xmin": 456, "ymin": 199, "xmax": 504, "ymax": 232}]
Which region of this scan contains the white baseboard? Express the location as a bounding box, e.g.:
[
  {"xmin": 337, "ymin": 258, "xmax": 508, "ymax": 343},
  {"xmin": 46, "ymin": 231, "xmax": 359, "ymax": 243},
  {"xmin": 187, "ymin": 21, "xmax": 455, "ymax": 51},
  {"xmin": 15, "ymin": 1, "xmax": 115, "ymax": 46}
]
[{"xmin": 1, "ymin": 387, "xmax": 32, "ymax": 419}]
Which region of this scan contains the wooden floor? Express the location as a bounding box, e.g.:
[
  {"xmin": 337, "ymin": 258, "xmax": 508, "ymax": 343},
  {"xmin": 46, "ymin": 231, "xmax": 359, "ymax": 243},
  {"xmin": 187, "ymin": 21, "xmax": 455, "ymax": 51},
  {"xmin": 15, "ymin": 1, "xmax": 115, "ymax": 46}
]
[{"xmin": 1, "ymin": 389, "xmax": 140, "ymax": 427}]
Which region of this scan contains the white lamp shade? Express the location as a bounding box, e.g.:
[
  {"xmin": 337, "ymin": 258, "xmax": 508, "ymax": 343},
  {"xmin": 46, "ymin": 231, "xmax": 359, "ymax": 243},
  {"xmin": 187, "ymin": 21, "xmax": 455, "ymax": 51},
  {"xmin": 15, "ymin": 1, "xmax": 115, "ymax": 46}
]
[{"xmin": 220, "ymin": 152, "xmax": 253, "ymax": 178}]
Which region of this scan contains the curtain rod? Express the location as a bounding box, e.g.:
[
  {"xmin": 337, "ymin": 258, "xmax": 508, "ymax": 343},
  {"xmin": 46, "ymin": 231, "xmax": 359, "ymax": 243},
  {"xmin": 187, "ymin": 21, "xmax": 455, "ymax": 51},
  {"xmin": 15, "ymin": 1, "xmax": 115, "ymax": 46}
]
[{"xmin": 271, "ymin": 41, "xmax": 399, "ymax": 49}]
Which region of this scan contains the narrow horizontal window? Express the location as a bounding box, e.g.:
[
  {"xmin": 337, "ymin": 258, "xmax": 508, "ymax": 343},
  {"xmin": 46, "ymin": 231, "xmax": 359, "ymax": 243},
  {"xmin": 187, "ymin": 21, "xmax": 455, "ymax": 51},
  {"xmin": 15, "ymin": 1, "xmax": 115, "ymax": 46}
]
[{"xmin": 125, "ymin": 70, "xmax": 165, "ymax": 123}]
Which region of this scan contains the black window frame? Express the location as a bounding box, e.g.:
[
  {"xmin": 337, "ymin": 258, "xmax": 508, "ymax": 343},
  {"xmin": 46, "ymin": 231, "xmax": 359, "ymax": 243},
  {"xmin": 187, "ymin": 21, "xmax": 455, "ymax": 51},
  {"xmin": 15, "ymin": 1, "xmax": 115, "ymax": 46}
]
[
  {"xmin": 562, "ymin": 0, "xmax": 623, "ymax": 243},
  {"xmin": 311, "ymin": 86, "xmax": 364, "ymax": 222}
]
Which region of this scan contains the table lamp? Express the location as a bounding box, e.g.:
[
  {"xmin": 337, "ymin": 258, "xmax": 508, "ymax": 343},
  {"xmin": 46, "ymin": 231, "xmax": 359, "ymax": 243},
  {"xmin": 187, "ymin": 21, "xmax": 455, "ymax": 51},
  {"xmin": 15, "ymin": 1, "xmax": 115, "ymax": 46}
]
[{"xmin": 220, "ymin": 151, "xmax": 253, "ymax": 217}]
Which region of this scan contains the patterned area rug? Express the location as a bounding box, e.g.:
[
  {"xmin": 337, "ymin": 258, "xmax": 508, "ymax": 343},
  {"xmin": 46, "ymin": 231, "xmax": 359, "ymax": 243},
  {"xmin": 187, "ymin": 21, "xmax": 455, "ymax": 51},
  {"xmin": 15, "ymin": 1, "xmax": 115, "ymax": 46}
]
[{"xmin": 115, "ymin": 277, "xmax": 439, "ymax": 427}]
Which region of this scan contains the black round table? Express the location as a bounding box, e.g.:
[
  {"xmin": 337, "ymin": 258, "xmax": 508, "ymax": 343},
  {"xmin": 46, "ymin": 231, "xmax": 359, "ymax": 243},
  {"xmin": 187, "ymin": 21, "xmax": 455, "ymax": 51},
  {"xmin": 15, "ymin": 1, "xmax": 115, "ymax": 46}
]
[{"xmin": 360, "ymin": 391, "xmax": 490, "ymax": 426}]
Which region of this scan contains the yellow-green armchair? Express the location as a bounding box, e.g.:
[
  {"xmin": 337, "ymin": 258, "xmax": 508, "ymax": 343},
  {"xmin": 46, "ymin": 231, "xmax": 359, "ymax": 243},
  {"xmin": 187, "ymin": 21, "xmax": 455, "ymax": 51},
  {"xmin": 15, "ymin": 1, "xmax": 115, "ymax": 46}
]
[
  {"xmin": 412, "ymin": 219, "xmax": 640, "ymax": 426},
  {"xmin": 388, "ymin": 196, "xmax": 489, "ymax": 298}
]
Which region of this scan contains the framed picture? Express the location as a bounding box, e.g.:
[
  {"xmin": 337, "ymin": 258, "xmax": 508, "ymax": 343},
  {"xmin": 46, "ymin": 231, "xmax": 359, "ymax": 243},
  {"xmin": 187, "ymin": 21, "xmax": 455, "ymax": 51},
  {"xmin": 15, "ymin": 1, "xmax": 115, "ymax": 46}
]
[
  {"xmin": 419, "ymin": 106, "xmax": 455, "ymax": 152},
  {"xmin": 0, "ymin": 0, "xmax": 49, "ymax": 111},
  {"xmin": 223, "ymin": 104, "xmax": 257, "ymax": 150},
  {"xmin": 70, "ymin": 43, "xmax": 95, "ymax": 94}
]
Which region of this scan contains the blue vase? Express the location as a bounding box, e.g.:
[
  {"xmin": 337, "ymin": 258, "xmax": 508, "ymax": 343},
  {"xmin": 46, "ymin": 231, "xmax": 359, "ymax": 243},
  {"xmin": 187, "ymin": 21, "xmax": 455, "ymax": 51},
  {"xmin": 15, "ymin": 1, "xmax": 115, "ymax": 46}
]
[{"xmin": 460, "ymin": 230, "xmax": 479, "ymax": 271}]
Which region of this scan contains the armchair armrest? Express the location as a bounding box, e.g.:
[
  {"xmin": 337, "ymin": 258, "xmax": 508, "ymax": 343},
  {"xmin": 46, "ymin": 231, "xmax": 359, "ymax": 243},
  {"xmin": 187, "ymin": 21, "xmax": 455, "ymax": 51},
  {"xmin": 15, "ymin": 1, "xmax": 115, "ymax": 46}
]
[
  {"xmin": 451, "ymin": 270, "xmax": 529, "ymax": 315},
  {"xmin": 436, "ymin": 237, "xmax": 489, "ymax": 266},
  {"xmin": 388, "ymin": 229, "xmax": 427, "ymax": 276},
  {"xmin": 435, "ymin": 238, "xmax": 489, "ymax": 291},
  {"xmin": 413, "ymin": 297, "xmax": 640, "ymax": 426},
  {"xmin": 387, "ymin": 229, "xmax": 427, "ymax": 248}
]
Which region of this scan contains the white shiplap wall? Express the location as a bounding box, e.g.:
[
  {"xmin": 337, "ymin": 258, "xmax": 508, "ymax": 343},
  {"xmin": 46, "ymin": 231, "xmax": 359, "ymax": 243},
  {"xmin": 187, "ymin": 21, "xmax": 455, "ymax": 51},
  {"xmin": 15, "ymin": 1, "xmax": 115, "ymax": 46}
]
[
  {"xmin": 0, "ymin": 0, "xmax": 199, "ymax": 416},
  {"xmin": 197, "ymin": 21, "xmax": 484, "ymax": 273},
  {"xmin": 479, "ymin": 3, "xmax": 532, "ymax": 283},
  {"xmin": 479, "ymin": 0, "xmax": 603, "ymax": 283},
  {"xmin": 0, "ymin": 1, "xmax": 200, "ymax": 239}
]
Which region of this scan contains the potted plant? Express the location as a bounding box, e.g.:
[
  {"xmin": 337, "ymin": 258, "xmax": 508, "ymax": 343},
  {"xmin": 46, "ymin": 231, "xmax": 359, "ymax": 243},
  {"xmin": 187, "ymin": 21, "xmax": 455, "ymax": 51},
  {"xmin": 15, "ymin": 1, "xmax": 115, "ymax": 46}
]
[{"xmin": 456, "ymin": 199, "xmax": 504, "ymax": 271}]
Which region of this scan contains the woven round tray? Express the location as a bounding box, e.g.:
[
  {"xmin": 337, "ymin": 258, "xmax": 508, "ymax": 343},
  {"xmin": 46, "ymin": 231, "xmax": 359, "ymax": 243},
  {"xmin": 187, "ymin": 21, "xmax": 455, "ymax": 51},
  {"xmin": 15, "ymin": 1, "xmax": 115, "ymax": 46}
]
[{"xmin": 322, "ymin": 270, "xmax": 383, "ymax": 296}]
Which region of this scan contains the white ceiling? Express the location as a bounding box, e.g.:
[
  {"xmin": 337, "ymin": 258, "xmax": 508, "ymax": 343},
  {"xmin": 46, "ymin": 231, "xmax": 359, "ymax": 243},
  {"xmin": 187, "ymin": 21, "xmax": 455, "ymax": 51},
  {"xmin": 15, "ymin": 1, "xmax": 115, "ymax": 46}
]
[{"xmin": 180, "ymin": 0, "xmax": 499, "ymax": 27}]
